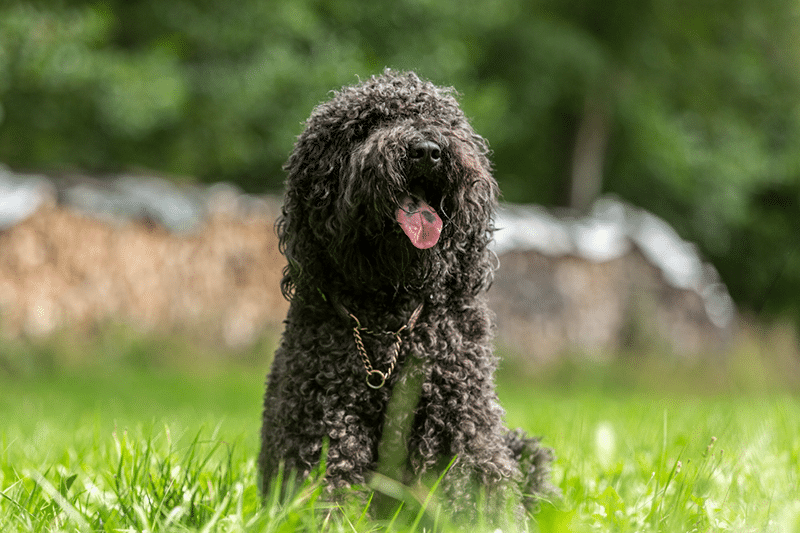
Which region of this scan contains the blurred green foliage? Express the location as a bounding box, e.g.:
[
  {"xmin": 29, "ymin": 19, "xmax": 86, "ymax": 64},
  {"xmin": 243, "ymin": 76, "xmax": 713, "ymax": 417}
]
[{"xmin": 1, "ymin": 0, "xmax": 799, "ymax": 322}]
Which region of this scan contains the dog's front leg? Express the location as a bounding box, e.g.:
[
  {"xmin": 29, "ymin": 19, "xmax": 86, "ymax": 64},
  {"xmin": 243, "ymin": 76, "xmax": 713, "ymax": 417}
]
[{"xmin": 321, "ymin": 411, "xmax": 379, "ymax": 488}]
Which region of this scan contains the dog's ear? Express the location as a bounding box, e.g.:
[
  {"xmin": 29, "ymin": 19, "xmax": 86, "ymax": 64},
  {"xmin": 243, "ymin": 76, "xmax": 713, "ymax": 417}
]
[
  {"xmin": 276, "ymin": 163, "xmax": 340, "ymax": 300},
  {"xmin": 279, "ymin": 112, "xmax": 362, "ymax": 299},
  {"xmin": 442, "ymin": 127, "xmax": 498, "ymax": 297},
  {"xmin": 275, "ymin": 196, "xmax": 301, "ymax": 300}
]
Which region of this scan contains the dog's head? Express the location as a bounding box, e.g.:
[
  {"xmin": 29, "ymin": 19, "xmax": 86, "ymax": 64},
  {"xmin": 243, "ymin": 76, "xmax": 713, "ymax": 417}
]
[{"xmin": 278, "ymin": 70, "xmax": 498, "ymax": 300}]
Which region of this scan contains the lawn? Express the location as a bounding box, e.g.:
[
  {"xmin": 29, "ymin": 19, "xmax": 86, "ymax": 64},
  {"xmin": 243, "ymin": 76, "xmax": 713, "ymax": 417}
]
[{"xmin": 1, "ymin": 330, "xmax": 798, "ymax": 532}]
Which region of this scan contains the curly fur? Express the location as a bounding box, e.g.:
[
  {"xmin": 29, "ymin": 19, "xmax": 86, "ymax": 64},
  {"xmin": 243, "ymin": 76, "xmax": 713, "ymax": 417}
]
[{"xmin": 259, "ymin": 70, "xmax": 555, "ymax": 523}]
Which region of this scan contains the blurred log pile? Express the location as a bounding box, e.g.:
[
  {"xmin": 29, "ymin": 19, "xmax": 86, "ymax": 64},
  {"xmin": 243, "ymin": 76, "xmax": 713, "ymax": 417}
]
[
  {"xmin": 0, "ymin": 167, "xmax": 287, "ymax": 347},
  {"xmin": 489, "ymin": 201, "xmax": 737, "ymax": 361},
  {"xmin": 0, "ymin": 166, "xmax": 736, "ymax": 356},
  {"xmin": 490, "ymin": 249, "xmax": 733, "ymax": 362}
]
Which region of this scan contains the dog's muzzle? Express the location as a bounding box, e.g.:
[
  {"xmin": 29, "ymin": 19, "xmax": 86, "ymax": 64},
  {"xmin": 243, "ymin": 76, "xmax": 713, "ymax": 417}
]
[{"xmin": 396, "ymin": 141, "xmax": 444, "ymax": 249}]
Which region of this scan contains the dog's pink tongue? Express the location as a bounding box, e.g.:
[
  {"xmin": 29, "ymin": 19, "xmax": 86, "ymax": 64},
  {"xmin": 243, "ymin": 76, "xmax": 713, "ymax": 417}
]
[{"xmin": 396, "ymin": 196, "xmax": 443, "ymax": 249}]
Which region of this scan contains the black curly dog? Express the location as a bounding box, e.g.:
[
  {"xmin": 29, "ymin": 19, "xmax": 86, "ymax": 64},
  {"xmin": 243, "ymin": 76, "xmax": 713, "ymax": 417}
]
[{"xmin": 259, "ymin": 70, "xmax": 554, "ymax": 523}]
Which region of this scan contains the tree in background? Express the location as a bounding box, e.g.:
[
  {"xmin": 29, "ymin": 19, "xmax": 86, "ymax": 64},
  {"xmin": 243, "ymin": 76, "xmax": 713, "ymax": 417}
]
[{"xmin": 0, "ymin": 0, "xmax": 798, "ymax": 324}]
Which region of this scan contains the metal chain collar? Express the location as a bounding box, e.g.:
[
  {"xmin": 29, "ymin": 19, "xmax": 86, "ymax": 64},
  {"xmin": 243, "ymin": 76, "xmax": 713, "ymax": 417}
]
[{"xmin": 348, "ymin": 303, "xmax": 423, "ymax": 389}]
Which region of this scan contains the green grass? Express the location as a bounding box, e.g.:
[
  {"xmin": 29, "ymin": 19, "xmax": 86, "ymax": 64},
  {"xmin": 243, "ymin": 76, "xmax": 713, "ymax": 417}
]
[
  {"xmin": 498, "ymin": 382, "xmax": 800, "ymax": 532},
  {"xmin": 1, "ymin": 329, "xmax": 799, "ymax": 532}
]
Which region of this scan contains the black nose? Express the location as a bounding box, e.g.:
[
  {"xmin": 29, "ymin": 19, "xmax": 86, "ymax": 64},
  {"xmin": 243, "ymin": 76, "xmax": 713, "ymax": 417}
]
[{"xmin": 409, "ymin": 141, "xmax": 442, "ymax": 167}]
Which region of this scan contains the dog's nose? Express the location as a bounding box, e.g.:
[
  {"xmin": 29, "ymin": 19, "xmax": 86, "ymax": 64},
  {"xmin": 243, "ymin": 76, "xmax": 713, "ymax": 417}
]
[{"xmin": 409, "ymin": 141, "xmax": 442, "ymax": 167}]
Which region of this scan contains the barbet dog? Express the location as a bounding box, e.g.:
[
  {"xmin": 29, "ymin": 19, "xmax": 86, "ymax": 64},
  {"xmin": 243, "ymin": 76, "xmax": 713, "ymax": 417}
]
[{"xmin": 259, "ymin": 70, "xmax": 555, "ymax": 524}]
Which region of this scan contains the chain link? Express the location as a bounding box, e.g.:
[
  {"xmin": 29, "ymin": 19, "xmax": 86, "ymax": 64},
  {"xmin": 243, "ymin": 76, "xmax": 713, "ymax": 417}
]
[{"xmin": 348, "ymin": 303, "xmax": 422, "ymax": 389}]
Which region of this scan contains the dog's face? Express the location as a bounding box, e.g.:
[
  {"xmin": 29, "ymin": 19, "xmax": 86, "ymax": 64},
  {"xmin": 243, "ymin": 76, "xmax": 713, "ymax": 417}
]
[{"xmin": 278, "ymin": 70, "xmax": 498, "ymax": 298}]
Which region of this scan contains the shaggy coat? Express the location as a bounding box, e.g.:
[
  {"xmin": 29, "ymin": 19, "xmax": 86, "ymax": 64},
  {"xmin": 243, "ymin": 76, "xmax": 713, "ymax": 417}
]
[{"xmin": 259, "ymin": 70, "xmax": 553, "ymax": 522}]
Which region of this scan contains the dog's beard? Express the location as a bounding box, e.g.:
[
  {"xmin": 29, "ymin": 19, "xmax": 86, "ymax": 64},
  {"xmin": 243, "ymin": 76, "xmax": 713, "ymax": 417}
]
[
  {"xmin": 328, "ymin": 214, "xmax": 448, "ymax": 294},
  {"xmin": 331, "ymin": 165, "xmax": 452, "ymax": 293}
]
